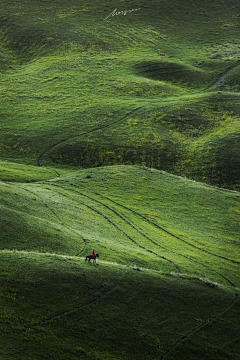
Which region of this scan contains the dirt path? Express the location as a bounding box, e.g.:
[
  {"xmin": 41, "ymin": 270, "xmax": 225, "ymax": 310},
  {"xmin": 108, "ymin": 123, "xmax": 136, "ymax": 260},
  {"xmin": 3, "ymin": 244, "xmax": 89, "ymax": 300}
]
[
  {"xmin": 211, "ymin": 68, "xmax": 233, "ymax": 87},
  {"xmin": 37, "ymin": 106, "xmax": 144, "ymax": 167},
  {"xmin": 161, "ymin": 293, "xmax": 239, "ymax": 359},
  {"xmin": 37, "ymin": 67, "xmax": 238, "ymax": 167}
]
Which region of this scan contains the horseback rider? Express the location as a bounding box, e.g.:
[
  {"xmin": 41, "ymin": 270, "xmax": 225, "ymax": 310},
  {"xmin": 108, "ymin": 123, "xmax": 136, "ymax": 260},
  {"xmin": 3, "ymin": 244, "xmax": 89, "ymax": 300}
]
[{"xmin": 92, "ymin": 249, "xmax": 96, "ymax": 259}]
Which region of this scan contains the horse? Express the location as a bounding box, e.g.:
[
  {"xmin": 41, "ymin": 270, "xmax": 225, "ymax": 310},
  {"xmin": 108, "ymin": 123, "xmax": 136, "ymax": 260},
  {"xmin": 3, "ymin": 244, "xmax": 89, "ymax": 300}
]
[{"xmin": 85, "ymin": 253, "xmax": 99, "ymax": 264}]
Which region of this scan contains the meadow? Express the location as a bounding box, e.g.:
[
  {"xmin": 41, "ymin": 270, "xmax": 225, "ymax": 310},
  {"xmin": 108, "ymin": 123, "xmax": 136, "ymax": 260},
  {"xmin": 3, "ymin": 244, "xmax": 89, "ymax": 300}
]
[{"xmin": 0, "ymin": 0, "xmax": 240, "ymax": 358}]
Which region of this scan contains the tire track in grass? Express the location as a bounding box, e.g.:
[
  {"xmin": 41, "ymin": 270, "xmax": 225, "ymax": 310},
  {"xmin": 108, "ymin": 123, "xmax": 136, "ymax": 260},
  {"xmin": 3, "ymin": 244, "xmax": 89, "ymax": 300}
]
[
  {"xmin": 52, "ymin": 185, "xmax": 179, "ymax": 270},
  {"xmin": 1, "ymin": 177, "xmax": 68, "ymax": 234},
  {"xmin": 97, "ymin": 193, "xmax": 240, "ymax": 265},
  {"xmin": 16, "ymin": 185, "xmax": 64, "ymax": 225},
  {"xmin": 75, "ymin": 189, "xmax": 180, "ymax": 271},
  {"xmin": 2, "ymin": 249, "xmax": 238, "ymax": 358},
  {"xmin": 37, "ymin": 106, "xmax": 144, "ymax": 166},
  {"xmin": 14, "ymin": 281, "xmax": 118, "ymax": 337},
  {"xmin": 47, "ymin": 183, "xmax": 236, "ymax": 287},
  {"xmin": 32, "ymin": 282, "xmax": 118, "ymax": 326},
  {"xmin": 27, "ymin": 182, "xmax": 237, "ymax": 287},
  {"xmin": 73, "ymin": 196, "xmax": 178, "ymax": 271},
  {"xmin": 75, "ymin": 238, "xmax": 87, "ymax": 256},
  {"xmin": 0, "ymin": 252, "xmax": 118, "ymax": 328},
  {"xmin": 221, "ymin": 336, "xmax": 240, "ymax": 351},
  {"xmin": 161, "ymin": 293, "xmax": 239, "ymax": 359},
  {"xmin": 49, "ymin": 183, "xmax": 180, "ymax": 272},
  {"xmin": 87, "ymin": 192, "xmax": 237, "ymax": 288},
  {"xmin": 2, "ymin": 248, "xmax": 238, "ymax": 358},
  {"xmin": 16, "ymin": 184, "xmax": 86, "ymax": 254}
]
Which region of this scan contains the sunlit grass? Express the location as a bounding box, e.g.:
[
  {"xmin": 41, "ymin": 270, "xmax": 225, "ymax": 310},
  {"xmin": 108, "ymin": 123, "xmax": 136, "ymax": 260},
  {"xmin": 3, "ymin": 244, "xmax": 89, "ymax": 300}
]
[{"xmin": 1, "ymin": 0, "xmax": 240, "ymax": 358}]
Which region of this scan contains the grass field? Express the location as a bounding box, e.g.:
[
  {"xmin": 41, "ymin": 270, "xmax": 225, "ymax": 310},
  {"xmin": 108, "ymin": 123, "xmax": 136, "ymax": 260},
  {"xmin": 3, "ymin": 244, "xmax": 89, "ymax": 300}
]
[
  {"xmin": 0, "ymin": 0, "xmax": 240, "ymax": 358},
  {"xmin": 1, "ymin": 166, "xmax": 239, "ymax": 359}
]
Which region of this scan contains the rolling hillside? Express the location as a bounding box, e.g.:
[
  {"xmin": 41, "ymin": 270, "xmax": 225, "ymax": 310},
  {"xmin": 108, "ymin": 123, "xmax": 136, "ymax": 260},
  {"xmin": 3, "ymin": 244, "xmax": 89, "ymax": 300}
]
[
  {"xmin": 0, "ymin": 0, "xmax": 240, "ymax": 358},
  {"xmin": 1, "ymin": 165, "xmax": 240, "ymax": 359},
  {"xmin": 0, "ymin": 0, "xmax": 240, "ymax": 189}
]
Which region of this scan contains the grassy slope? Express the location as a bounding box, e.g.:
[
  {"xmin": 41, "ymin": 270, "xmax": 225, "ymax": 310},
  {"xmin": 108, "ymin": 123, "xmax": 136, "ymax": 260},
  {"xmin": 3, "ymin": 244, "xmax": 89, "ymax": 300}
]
[
  {"xmin": 1, "ymin": 0, "xmax": 240, "ymax": 358},
  {"xmin": 0, "ymin": 0, "xmax": 240, "ymax": 189},
  {"xmin": 0, "ymin": 166, "xmax": 240, "ymax": 359},
  {"xmin": 1, "ymin": 166, "xmax": 240, "ymax": 283},
  {"xmin": 0, "ymin": 250, "xmax": 239, "ymax": 360},
  {"xmin": 0, "ymin": 160, "xmax": 66, "ymax": 182}
]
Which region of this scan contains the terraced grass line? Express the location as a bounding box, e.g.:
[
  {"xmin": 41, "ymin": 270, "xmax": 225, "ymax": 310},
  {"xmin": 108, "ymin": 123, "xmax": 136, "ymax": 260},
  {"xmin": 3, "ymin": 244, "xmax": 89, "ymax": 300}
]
[
  {"xmin": 161, "ymin": 293, "xmax": 239, "ymax": 359},
  {"xmin": 0, "ymin": 249, "xmax": 162, "ymax": 272},
  {"xmin": 99, "ymin": 193, "xmax": 240, "ymax": 265},
  {"xmin": 37, "ymin": 106, "xmax": 144, "ymax": 166}
]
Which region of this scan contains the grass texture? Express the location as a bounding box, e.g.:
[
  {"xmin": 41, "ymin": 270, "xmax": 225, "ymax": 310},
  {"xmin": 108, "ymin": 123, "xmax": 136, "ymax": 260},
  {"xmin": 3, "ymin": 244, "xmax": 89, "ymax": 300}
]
[
  {"xmin": 0, "ymin": 166, "xmax": 240, "ymax": 359},
  {"xmin": 0, "ymin": 0, "xmax": 240, "ymax": 189},
  {"xmin": 1, "ymin": 0, "xmax": 240, "ymax": 358}
]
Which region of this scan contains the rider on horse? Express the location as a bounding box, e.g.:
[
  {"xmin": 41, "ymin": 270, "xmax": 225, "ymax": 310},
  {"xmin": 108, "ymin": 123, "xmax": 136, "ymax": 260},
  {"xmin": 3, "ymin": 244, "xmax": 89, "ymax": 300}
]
[{"xmin": 92, "ymin": 249, "xmax": 96, "ymax": 260}]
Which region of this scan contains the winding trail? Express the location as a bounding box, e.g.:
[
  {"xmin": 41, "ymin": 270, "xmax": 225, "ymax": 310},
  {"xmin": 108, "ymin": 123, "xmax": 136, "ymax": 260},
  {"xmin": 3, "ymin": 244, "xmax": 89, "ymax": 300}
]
[
  {"xmin": 47, "ymin": 183, "xmax": 181, "ymax": 272},
  {"xmin": 45, "ymin": 182, "xmax": 237, "ymax": 287},
  {"xmin": 31, "ymin": 282, "xmax": 118, "ymax": 327},
  {"xmin": 1, "ymin": 248, "xmax": 239, "ymax": 359},
  {"xmin": 210, "ymin": 68, "xmax": 233, "ymax": 87},
  {"xmin": 96, "ymin": 192, "xmax": 240, "ymax": 265},
  {"xmin": 37, "ymin": 106, "xmax": 144, "ymax": 166},
  {"xmin": 161, "ymin": 293, "xmax": 239, "ymax": 359},
  {"xmin": 37, "ymin": 65, "xmax": 238, "ymax": 168},
  {"xmin": 56, "ymin": 185, "xmax": 179, "ymax": 271},
  {"xmin": 15, "ymin": 184, "xmax": 87, "ymax": 254},
  {"xmin": 3, "ymin": 179, "xmax": 238, "ymax": 287}
]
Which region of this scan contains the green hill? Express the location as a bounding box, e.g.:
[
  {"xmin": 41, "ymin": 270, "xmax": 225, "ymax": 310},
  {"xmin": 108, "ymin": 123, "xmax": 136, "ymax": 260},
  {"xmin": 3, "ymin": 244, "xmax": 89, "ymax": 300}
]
[
  {"xmin": 0, "ymin": 0, "xmax": 240, "ymax": 189},
  {"xmin": 0, "ymin": 166, "xmax": 240, "ymax": 358},
  {"xmin": 0, "ymin": 250, "xmax": 239, "ymax": 360},
  {"xmin": 1, "ymin": 0, "xmax": 240, "ymax": 358},
  {"xmin": 1, "ymin": 166, "xmax": 240, "ymax": 283}
]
